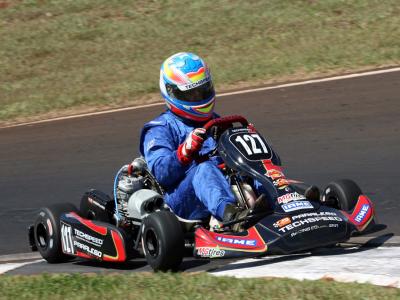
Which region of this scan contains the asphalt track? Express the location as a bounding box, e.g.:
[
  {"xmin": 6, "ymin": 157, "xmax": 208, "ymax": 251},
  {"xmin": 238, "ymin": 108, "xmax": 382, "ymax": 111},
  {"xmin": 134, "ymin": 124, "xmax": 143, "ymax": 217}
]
[{"xmin": 0, "ymin": 70, "xmax": 399, "ymax": 274}]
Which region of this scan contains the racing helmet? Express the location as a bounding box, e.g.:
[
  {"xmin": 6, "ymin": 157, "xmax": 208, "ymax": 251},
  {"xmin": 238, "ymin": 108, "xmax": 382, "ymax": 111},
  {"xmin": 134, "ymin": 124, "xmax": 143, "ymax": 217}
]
[{"xmin": 160, "ymin": 52, "xmax": 216, "ymax": 122}]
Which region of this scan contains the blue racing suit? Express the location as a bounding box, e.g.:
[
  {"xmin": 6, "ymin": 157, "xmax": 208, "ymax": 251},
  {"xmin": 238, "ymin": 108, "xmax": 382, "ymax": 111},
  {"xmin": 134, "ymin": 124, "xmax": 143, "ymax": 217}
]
[
  {"xmin": 140, "ymin": 110, "xmax": 279, "ymax": 220},
  {"xmin": 140, "ymin": 110, "xmax": 237, "ymax": 220}
]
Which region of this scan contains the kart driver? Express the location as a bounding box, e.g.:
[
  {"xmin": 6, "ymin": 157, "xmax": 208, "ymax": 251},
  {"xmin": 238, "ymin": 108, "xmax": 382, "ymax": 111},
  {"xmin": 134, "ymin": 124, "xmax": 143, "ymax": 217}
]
[{"xmin": 140, "ymin": 52, "xmax": 269, "ymax": 224}]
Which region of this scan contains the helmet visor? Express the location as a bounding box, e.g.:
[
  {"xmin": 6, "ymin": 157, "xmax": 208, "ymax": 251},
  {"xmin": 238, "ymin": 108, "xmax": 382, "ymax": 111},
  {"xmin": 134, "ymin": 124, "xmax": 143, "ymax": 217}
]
[{"xmin": 167, "ymin": 81, "xmax": 215, "ymax": 103}]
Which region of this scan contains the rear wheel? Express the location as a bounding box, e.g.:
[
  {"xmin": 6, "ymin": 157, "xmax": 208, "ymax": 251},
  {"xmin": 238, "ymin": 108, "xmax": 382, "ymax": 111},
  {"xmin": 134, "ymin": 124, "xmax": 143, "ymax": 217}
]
[
  {"xmin": 33, "ymin": 203, "xmax": 77, "ymax": 263},
  {"xmin": 142, "ymin": 211, "xmax": 184, "ymax": 272},
  {"xmin": 321, "ymin": 179, "xmax": 362, "ymax": 212}
]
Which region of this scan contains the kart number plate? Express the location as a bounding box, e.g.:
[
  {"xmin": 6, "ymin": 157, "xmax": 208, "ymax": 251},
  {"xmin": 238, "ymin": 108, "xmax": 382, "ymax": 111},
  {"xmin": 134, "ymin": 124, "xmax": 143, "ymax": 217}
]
[{"xmin": 229, "ymin": 131, "xmax": 272, "ymax": 161}]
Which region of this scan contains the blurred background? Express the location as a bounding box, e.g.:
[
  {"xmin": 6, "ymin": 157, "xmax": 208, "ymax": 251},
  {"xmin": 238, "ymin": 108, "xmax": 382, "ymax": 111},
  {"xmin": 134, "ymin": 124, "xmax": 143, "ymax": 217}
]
[{"xmin": 1, "ymin": 0, "xmax": 399, "ymax": 125}]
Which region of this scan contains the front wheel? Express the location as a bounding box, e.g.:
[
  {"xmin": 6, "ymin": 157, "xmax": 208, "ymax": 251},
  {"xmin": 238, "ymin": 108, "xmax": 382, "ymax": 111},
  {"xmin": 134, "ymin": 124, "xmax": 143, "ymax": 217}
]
[
  {"xmin": 142, "ymin": 211, "xmax": 184, "ymax": 272},
  {"xmin": 33, "ymin": 203, "xmax": 77, "ymax": 263},
  {"xmin": 321, "ymin": 179, "xmax": 362, "ymax": 212}
]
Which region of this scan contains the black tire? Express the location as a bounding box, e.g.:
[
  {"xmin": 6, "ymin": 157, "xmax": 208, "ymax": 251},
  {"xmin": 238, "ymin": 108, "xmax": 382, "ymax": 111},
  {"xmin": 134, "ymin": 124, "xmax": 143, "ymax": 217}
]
[
  {"xmin": 142, "ymin": 211, "xmax": 184, "ymax": 272},
  {"xmin": 33, "ymin": 203, "xmax": 77, "ymax": 263},
  {"xmin": 322, "ymin": 179, "xmax": 362, "ymax": 212}
]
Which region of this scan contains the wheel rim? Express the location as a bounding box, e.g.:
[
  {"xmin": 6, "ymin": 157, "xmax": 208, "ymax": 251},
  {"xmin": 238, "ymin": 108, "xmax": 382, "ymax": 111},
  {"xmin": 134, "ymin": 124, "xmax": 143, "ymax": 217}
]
[
  {"xmin": 36, "ymin": 222, "xmax": 49, "ymax": 249},
  {"xmin": 145, "ymin": 229, "xmax": 159, "ymax": 258}
]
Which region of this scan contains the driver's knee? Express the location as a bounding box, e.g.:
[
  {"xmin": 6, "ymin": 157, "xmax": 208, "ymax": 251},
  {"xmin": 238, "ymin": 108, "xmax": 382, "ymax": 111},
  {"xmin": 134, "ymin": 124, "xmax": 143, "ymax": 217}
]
[
  {"xmin": 194, "ymin": 160, "xmax": 219, "ymax": 175},
  {"xmin": 193, "ymin": 161, "xmax": 228, "ymax": 185}
]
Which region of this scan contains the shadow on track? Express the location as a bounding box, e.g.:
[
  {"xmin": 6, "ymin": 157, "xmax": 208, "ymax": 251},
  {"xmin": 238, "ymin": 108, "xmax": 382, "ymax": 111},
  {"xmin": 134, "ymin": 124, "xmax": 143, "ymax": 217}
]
[
  {"xmin": 73, "ymin": 259, "xmax": 148, "ymax": 271},
  {"xmin": 209, "ymin": 233, "xmax": 394, "ymax": 273}
]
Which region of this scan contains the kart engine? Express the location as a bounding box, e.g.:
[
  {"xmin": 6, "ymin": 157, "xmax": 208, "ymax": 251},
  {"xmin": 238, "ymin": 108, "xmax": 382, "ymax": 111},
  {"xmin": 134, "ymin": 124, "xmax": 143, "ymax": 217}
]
[
  {"xmin": 114, "ymin": 157, "xmax": 165, "ymax": 224},
  {"xmin": 116, "ymin": 173, "xmax": 145, "ymax": 219}
]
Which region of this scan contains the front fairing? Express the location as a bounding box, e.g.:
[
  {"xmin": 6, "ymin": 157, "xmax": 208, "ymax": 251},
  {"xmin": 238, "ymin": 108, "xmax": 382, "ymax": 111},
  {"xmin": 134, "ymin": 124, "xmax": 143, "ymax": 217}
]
[
  {"xmin": 194, "ymin": 204, "xmax": 354, "ymax": 259},
  {"xmin": 194, "ymin": 193, "xmax": 377, "ymax": 259},
  {"xmin": 256, "ymin": 204, "xmax": 351, "ymax": 254},
  {"xmin": 217, "ymin": 127, "xmax": 289, "ymax": 199}
]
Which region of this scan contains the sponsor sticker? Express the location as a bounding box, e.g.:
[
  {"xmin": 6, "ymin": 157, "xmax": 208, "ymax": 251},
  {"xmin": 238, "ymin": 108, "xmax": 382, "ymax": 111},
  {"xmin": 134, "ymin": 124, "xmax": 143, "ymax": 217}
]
[
  {"xmin": 216, "ymin": 236, "xmax": 257, "ymax": 246},
  {"xmin": 354, "ymin": 204, "xmax": 370, "ymax": 224},
  {"xmin": 263, "ymin": 161, "xmax": 289, "ymax": 189},
  {"xmin": 267, "ymin": 169, "xmax": 284, "ymax": 180},
  {"xmin": 73, "ymin": 240, "xmax": 102, "ymax": 258},
  {"xmin": 290, "ymin": 224, "xmax": 327, "ymax": 237},
  {"xmin": 274, "ymin": 178, "xmax": 290, "ymax": 189},
  {"xmin": 273, "ymin": 217, "xmax": 292, "ymax": 228},
  {"xmin": 281, "ymin": 201, "xmax": 313, "ymax": 212},
  {"xmin": 278, "ymin": 215, "xmax": 343, "ymax": 233},
  {"xmin": 74, "ymin": 228, "xmax": 103, "ymax": 246},
  {"xmin": 292, "ymin": 211, "xmax": 337, "ymax": 220},
  {"xmin": 179, "ymin": 78, "xmax": 209, "ymax": 90},
  {"xmin": 277, "ymin": 192, "xmax": 306, "ymax": 204},
  {"xmin": 197, "ymin": 247, "xmax": 225, "ymax": 258}
]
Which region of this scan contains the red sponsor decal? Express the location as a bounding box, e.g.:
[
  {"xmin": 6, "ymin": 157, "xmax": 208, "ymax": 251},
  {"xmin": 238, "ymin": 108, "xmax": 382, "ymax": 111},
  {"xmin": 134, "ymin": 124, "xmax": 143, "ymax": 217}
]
[
  {"xmin": 262, "ymin": 160, "xmax": 290, "ymax": 189},
  {"xmin": 277, "ymin": 192, "xmax": 306, "ymax": 204},
  {"xmin": 262, "ymin": 160, "xmax": 283, "ymax": 173},
  {"xmin": 263, "ymin": 160, "xmax": 286, "ymax": 180},
  {"xmin": 197, "ymin": 247, "xmax": 225, "ymax": 258},
  {"xmin": 342, "ymin": 195, "xmax": 374, "ymax": 231},
  {"xmin": 67, "ymin": 212, "xmax": 107, "ymax": 235}
]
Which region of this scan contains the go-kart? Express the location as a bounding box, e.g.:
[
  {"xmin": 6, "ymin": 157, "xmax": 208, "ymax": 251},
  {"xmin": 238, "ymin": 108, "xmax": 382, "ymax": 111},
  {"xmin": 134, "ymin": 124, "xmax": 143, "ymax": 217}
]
[{"xmin": 28, "ymin": 115, "xmax": 383, "ymax": 271}]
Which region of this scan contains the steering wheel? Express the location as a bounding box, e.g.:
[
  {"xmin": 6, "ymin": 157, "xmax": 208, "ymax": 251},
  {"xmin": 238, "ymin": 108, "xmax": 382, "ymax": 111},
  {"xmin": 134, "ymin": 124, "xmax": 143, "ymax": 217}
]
[
  {"xmin": 194, "ymin": 115, "xmax": 249, "ymax": 163},
  {"xmin": 203, "ymin": 115, "xmax": 249, "ymax": 137}
]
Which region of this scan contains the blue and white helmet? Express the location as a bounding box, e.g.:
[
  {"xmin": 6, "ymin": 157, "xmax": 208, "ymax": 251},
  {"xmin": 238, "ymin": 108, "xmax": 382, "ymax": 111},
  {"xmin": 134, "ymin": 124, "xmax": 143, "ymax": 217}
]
[{"xmin": 160, "ymin": 52, "xmax": 216, "ymax": 122}]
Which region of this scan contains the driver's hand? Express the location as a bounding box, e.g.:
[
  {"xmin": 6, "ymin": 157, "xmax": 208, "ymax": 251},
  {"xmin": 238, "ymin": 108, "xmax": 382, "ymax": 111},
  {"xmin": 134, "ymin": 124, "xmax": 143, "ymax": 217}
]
[{"xmin": 177, "ymin": 128, "xmax": 206, "ymax": 165}]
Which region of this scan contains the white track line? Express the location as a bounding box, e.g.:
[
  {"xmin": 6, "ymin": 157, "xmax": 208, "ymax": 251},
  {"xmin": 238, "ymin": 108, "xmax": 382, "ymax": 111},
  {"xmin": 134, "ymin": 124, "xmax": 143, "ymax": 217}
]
[
  {"xmin": 0, "ymin": 252, "xmax": 41, "ymax": 263},
  {"xmin": 1, "ymin": 66, "xmax": 399, "ymax": 130},
  {"xmin": 0, "ymin": 260, "xmax": 42, "ymax": 275},
  {"xmin": 218, "ymin": 66, "xmax": 400, "ymax": 97},
  {"xmin": 212, "ymin": 246, "xmax": 400, "ymax": 288}
]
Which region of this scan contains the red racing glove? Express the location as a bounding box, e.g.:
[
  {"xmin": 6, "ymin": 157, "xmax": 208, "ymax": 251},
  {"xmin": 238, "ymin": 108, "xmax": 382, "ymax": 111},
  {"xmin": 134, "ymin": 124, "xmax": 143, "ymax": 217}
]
[{"xmin": 177, "ymin": 128, "xmax": 206, "ymax": 165}]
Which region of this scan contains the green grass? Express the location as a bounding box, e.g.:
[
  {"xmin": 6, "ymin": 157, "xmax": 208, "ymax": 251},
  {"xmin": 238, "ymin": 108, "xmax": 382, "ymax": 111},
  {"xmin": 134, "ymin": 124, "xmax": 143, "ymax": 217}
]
[
  {"xmin": 0, "ymin": 273, "xmax": 399, "ymax": 300},
  {"xmin": 0, "ymin": 0, "xmax": 399, "ymax": 123}
]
